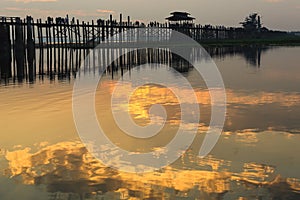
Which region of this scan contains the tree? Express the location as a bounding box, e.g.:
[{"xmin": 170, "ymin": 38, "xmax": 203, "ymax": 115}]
[{"xmin": 240, "ymin": 13, "xmax": 262, "ymax": 32}]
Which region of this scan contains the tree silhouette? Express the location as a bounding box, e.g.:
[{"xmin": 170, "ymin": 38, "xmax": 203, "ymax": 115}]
[{"xmin": 240, "ymin": 13, "xmax": 262, "ymax": 32}]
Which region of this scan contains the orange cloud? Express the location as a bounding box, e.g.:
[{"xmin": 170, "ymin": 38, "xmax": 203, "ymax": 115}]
[
  {"xmin": 264, "ymin": 0, "xmax": 284, "ymax": 2},
  {"xmin": 5, "ymin": 7, "xmax": 27, "ymax": 11},
  {"xmin": 4, "ymin": 7, "xmax": 99, "ymax": 18},
  {"xmin": 12, "ymin": 0, "xmax": 57, "ymax": 3},
  {"xmin": 96, "ymin": 9, "xmax": 115, "ymax": 14}
]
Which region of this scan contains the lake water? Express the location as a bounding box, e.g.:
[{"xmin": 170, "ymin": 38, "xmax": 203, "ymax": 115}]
[{"xmin": 0, "ymin": 46, "xmax": 300, "ymax": 199}]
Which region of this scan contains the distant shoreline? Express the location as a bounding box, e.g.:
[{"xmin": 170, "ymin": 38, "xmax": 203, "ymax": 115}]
[
  {"xmin": 30, "ymin": 36, "xmax": 300, "ymax": 49},
  {"xmin": 199, "ymin": 36, "xmax": 300, "ymax": 47}
]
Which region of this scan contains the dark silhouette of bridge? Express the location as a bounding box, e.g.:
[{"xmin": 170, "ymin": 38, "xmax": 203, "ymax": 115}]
[{"xmin": 0, "ymin": 14, "xmax": 279, "ymax": 83}]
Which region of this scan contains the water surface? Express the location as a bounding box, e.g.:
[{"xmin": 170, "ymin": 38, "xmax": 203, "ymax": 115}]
[{"xmin": 0, "ymin": 46, "xmax": 300, "ymax": 199}]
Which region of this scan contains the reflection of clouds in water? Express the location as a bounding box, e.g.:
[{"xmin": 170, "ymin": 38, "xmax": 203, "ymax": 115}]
[
  {"xmin": 0, "ymin": 148, "xmax": 6, "ymax": 156},
  {"xmin": 239, "ymin": 162, "xmax": 275, "ymax": 183},
  {"xmin": 223, "ymin": 129, "xmax": 260, "ymax": 147},
  {"xmin": 196, "ymin": 89, "xmax": 300, "ymax": 107},
  {"xmin": 235, "ymin": 130, "xmax": 259, "ymax": 146},
  {"xmin": 111, "ymin": 82, "xmax": 300, "ymax": 123},
  {"xmin": 2, "ymin": 140, "xmax": 300, "ymax": 199},
  {"xmin": 110, "ymin": 82, "xmax": 300, "ymax": 134},
  {"xmin": 227, "ymin": 91, "xmax": 300, "ymax": 107},
  {"xmin": 108, "ymin": 82, "xmax": 300, "ymax": 143}
]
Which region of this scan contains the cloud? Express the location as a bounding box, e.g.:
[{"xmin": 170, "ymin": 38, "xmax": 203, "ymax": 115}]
[
  {"xmin": 96, "ymin": 9, "xmax": 115, "ymax": 14},
  {"xmin": 4, "ymin": 7, "xmax": 98, "ymax": 17},
  {"xmin": 5, "ymin": 7, "xmax": 27, "ymax": 11},
  {"xmin": 11, "ymin": 0, "xmax": 57, "ymax": 2},
  {"xmin": 3, "ymin": 7, "xmax": 119, "ymax": 20},
  {"xmin": 263, "ymin": 0, "xmax": 284, "ymax": 3}
]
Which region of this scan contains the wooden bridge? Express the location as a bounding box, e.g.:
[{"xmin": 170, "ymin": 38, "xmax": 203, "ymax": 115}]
[
  {"xmin": 0, "ymin": 14, "xmax": 264, "ymax": 83},
  {"xmin": 0, "ymin": 14, "xmax": 250, "ymax": 49}
]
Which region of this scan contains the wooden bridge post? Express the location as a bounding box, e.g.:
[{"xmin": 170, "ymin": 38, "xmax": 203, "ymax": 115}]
[
  {"xmin": 52, "ymin": 21, "xmax": 56, "ymax": 74},
  {"xmin": 56, "ymin": 19, "xmax": 61, "ymax": 74},
  {"xmin": 74, "ymin": 20, "xmax": 78, "ymax": 48},
  {"xmin": 26, "ymin": 16, "xmax": 35, "ymax": 82},
  {"xmin": 38, "ymin": 19, "xmax": 43, "ymax": 48},
  {"xmin": 96, "ymin": 19, "xmax": 100, "ymax": 44},
  {"xmin": 64, "ymin": 21, "xmax": 68, "ymax": 74},
  {"xmin": 137, "ymin": 23, "xmax": 140, "ymax": 42},
  {"xmin": 86, "ymin": 22, "xmax": 90, "ymax": 48},
  {"xmin": 67, "ymin": 20, "xmax": 72, "ymax": 48},
  {"xmin": 110, "ymin": 14, "xmax": 113, "ymax": 37},
  {"xmin": 106, "ymin": 21, "xmax": 109, "ymax": 42},
  {"xmin": 101, "ymin": 20, "xmax": 105, "ymax": 42},
  {"xmin": 48, "ymin": 18, "xmax": 53, "ymax": 74},
  {"xmin": 45, "ymin": 19, "xmax": 50, "ymax": 74},
  {"xmin": 119, "ymin": 13, "xmax": 123, "ymax": 33},
  {"xmin": 36, "ymin": 19, "xmax": 42, "ymax": 75},
  {"xmin": 196, "ymin": 25, "xmax": 200, "ymax": 41},
  {"xmin": 92, "ymin": 20, "xmax": 95, "ymax": 47},
  {"xmin": 11, "ymin": 19, "xmax": 16, "ymax": 76},
  {"xmin": 0, "ymin": 23, "xmax": 12, "ymax": 79},
  {"xmin": 15, "ymin": 17, "xmax": 25, "ymax": 81},
  {"xmin": 127, "ymin": 16, "xmax": 131, "ymax": 43},
  {"xmin": 82, "ymin": 21, "xmax": 86, "ymax": 46},
  {"xmin": 119, "ymin": 13, "xmax": 123, "ymax": 70},
  {"xmin": 59, "ymin": 20, "xmax": 64, "ymax": 73},
  {"xmin": 76, "ymin": 19, "xmax": 80, "ymax": 47}
]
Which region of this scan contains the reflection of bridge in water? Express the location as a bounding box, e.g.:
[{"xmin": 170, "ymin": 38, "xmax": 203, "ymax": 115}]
[
  {"xmin": 0, "ymin": 45, "xmax": 268, "ymax": 84},
  {"xmin": 0, "ymin": 45, "xmax": 198, "ymax": 84},
  {"xmin": 206, "ymin": 45, "xmax": 270, "ymax": 67}
]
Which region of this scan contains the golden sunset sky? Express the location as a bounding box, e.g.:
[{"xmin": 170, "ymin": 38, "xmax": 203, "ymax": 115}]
[{"xmin": 1, "ymin": 0, "xmax": 299, "ymax": 31}]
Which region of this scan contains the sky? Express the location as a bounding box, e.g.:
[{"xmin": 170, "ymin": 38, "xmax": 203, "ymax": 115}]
[{"xmin": 0, "ymin": 0, "xmax": 300, "ymax": 31}]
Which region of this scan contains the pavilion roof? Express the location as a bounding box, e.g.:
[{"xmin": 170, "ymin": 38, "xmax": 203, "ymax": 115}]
[{"xmin": 166, "ymin": 11, "xmax": 195, "ymax": 21}]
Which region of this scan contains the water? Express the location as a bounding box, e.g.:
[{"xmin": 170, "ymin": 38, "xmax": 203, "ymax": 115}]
[{"xmin": 0, "ymin": 46, "xmax": 300, "ymax": 199}]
